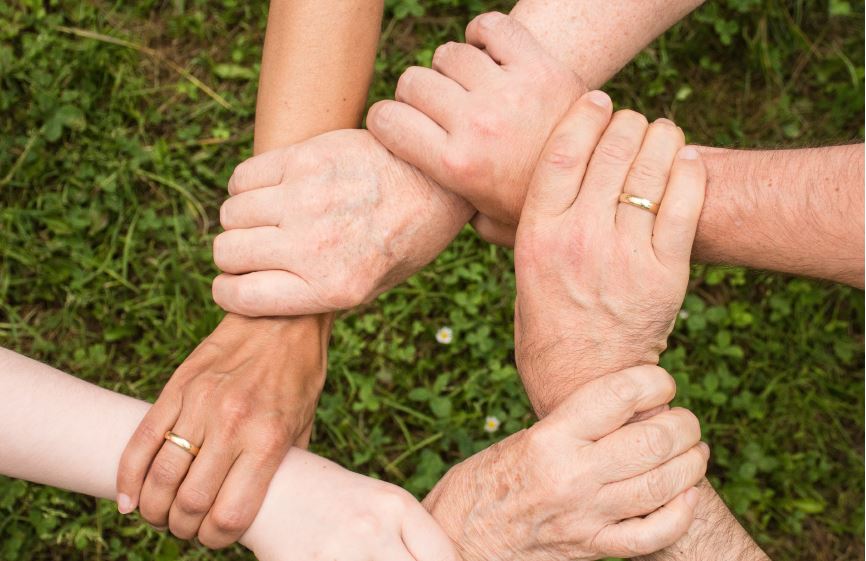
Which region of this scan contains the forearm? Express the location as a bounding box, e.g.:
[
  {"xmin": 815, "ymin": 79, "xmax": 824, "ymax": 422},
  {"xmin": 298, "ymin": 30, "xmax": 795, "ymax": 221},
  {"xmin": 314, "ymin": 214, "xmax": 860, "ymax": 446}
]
[
  {"xmin": 254, "ymin": 0, "xmax": 382, "ymax": 153},
  {"xmin": 0, "ymin": 347, "xmax": 299, "ymax": 554},
  {"xmin": 633, "ymin": 480, "xmax": 770, "ymax": 561},
  {"xmin": 227, "ymin": 0, "xmax": 385, "ymax": 395},
  {"xmin": 694, "ymin": 145, "xmax": 864, "ymax": 287},
  {"xmin": 510, "ymin": 0, "xmax": 705, "ymax": 86}
]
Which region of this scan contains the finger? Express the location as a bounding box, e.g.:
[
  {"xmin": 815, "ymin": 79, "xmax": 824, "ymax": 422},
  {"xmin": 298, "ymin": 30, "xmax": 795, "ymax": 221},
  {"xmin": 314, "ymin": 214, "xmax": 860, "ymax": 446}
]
[
  {"xmin": 616, "ymin": 118, "xmax": 685, "ymax": 240},
  {"xmin": 116, "ymin": 390, "xmax": 181, "ymax": 514},
  {"xmin": 431, "ymin": 41, "xmax": 501, "ymax": 89},
  {"xmin": 138, "ymin": 415, "xmax": 202, "ymax": 528},
  {"xmin": 381, "ymin": 544, "xmax": 417, "ymax": 561},
  {"xmin": 653, "ymin": 146, "xmax": 707, "ymax": 268},
  {"xmin": 540, "ymin": 365, "xmax": 676, "ymax": 443},
  {"xmin": 574, "ymin": 109, "xmax": 649, "ymax": 227},
  {"xmin": 465, "ymin": 12, "xmax": 546, "ymax": 66},
  {"xmin": 366, "ymin": 100, "xmax": 449, "ymax": 184},
  {"xmin": 197, "ymin": 452, "xmax": 282, "ymax": 549},
  {"xmin": 219, "ymin": 186, "xmax": 286, "ymax": 230},
  {"xmin": 212, "ymin": 271, "xmax": 319, "ymax": 317},
  {"xmin": 402, "ymin": 502, "xmax": 461, "ymax": 561},
  {"xmin": 593, "ymin": 407, "xmax": 702, "ymax": 482},
  {"xmin": 600, "ymin": 442, "xmax": 709, "ymax": 520},
  {"xmin": 212, "ymin": 227, "xmax": 294, "ymax": 275},
  {"xmin": 394, "ymin": 66, "xmax": 467, "ymax": 131},
  {"xmin": 228, "ymin": 147, "xmax": 297, "ymax": 196},
  {"xmin": 471, "ymin": 213, "xmax": 516, "ymax": 247},
  {"xmin": 168, "ymin": 443, "xmax": 236, "ymax": 540},
  {"xmin": 521, "ymin": 90, "xmax": 613, "ymax": 220},
  {"xmin": 592, "ymin": 487, "xmax": 701, "ymax": 558}
]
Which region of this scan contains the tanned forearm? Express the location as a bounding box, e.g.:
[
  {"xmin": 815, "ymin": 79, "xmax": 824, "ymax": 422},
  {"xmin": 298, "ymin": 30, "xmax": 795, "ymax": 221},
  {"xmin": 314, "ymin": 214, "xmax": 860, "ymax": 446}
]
[
  {"xmin": 695, "ymin": 145, "xmax": 864, "ymax": 287},
  {"xmin": 509, "ymin": 0, "xmax": 705, "ymax": 85},
  {"xmin": 225, "ymin": 0, "xmax": 384, "ymax": 425}
]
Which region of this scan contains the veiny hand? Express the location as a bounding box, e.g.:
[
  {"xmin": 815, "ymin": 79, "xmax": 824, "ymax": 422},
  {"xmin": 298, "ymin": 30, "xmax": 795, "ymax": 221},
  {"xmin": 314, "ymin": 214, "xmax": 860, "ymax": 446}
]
[
  {"xmin": 116, "ymin": 313, "xmax": 330, "ymax": 548},
  {"xmin": 367, "ymin": 11, "xmax": 584, "ymax": 240},
  {"xmin": 242, "ymin": 448, "xmax": 459, "ymax": 561},
  {"xmin": 424, "ymin": 365, "xmax": 708, "ymax": 561},
  {"xmin": 211, "ymin": 129, "xmax": 473, "ymax": 317},
  {"xmin": 512, "ymin": 90, "xmax": 706, "ymax": 415}
]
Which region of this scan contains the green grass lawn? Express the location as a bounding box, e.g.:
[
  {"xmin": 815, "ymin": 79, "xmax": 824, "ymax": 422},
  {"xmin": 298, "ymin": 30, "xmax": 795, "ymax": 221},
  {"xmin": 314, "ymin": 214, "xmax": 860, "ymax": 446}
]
[{"xmin": 0, "ymin": 1, "xmax": 863, "ymax": 560}]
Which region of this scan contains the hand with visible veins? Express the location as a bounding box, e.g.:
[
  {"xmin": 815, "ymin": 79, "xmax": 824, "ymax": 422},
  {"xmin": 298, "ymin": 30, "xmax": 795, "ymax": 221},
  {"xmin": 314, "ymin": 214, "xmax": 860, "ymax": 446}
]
[
  {"xmin": 116, "ymin": 313, "xmax": 330, "ymax": 548},
  {"xmin": 211, "ymin": 129, "xmax": 472, "ymax": 317}
]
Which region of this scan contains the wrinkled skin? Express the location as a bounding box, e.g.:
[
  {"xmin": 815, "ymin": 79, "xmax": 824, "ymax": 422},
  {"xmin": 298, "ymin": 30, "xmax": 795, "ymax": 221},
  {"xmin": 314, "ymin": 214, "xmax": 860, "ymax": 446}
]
[
  {"xmin": 424, "ymin": 366, "xmax": 708, "ymax": 561},
  {"xmin": 212, "ymin": 129, "xmax": 473, "ymax": 316}
]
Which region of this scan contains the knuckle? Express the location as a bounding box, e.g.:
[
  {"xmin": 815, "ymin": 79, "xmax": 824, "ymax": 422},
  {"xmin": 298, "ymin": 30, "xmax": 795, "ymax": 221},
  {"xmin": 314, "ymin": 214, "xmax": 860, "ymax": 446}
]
[
  {"xmin": 615, "ymin": 109, "xmax": 650, "ymax": 129},
  {"xmin": 643, "ymin": 466, "xmax": 670, "ymax": 503},
  {"xmin": 605, "ymin": 371, "xmax": 641, "ymax": 406},
  {"xmin": 151, "ymin": 456, "xmax": 184, "ymax": 486},
  {"xmin": 176, "ymin": 486, "xmax": 213, "ymax": 515},
  {"xmin": 594, "ymin": 136, "xmax": 637, "ymax": 164},
  {"xmin": 629, "ymin": 160, "xmax": 668, "ymax": 185},
  {"xmin": 542, "ymin": 134, "xmax": 588, "ymax": 170},
  {"xmin": 395, "ymin": 66, "xmax": 421, "ymax": 100},
  {"xmin": 442, "ymin": 149, "xmax": 475, "ymax": 178},
  {"xmin": 638, "ymin": 422, "xmax": 674, "ymax": 461},
  {"xmin": 228, "ymin": 160, "xmax": 251, "ymax": 195},
  {"xmin": 672, "ymin": 407, "xmax": 701, "ymax": 439},
  {"xmin": 219, "ymin": 394, "xmax": 253, "ymax": 422},
  {"xmin": 432, "ymin": 41, "xmax": 456, "ymax": 67},
  {"xmin": 467, "ymin": 111, "xmax": 504, "ymax": 139},
  {"xmin": 210, "ymin": 506, "xmax": 250, "ymax": 534}
]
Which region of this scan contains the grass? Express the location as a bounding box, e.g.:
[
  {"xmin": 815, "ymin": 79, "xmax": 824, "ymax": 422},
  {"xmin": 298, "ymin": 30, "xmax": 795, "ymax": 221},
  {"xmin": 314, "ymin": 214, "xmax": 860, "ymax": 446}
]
[{"xmin": 0, "ymin": 0, "xmax": 863, "ymax": 560}]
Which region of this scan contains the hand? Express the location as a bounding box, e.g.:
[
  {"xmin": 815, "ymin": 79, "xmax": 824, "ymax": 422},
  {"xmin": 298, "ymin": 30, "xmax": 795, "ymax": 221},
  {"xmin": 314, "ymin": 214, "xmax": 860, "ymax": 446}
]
[
  {"xmin": 424, "ymin": 365, "xmax": 708, "ymax": 561},
  {"xmin": 116, "ymin": 313, "xmax": 330, "ymax": 548},
  {"xmin": 241, "ymin": 448, "xmax": 459, "ymax": 561},
  {"xmin": 512, "ymin": 91, "xmax": 706, "ymax": 415},
  {"xmin": 211, "ymin": 129, "xmax": 473, "ymax": 316},
  {"xmin": 367, "ymin": 11, "xmax": 584, "ymax": 238}
]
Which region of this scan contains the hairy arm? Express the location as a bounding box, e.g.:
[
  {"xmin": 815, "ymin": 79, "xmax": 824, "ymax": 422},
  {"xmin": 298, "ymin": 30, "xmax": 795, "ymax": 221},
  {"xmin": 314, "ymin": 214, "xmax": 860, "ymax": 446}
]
[{"xmin": 696, "ymin": 145, "xmax": 864, "ymax": 287}]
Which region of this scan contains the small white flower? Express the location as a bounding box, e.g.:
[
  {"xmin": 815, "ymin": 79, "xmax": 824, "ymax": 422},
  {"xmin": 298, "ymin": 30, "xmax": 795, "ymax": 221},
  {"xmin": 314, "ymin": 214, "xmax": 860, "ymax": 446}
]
[
  {"xmin": 435, "ymin": 326, "xmax": 453, "ymax": 344},
  {"xmin": 678, "ymin": 309, "xmax": 690, "ymax": 320},
  {"xmin": 484, "ymin": 416, "xmax": 501, "ymax": 433}
]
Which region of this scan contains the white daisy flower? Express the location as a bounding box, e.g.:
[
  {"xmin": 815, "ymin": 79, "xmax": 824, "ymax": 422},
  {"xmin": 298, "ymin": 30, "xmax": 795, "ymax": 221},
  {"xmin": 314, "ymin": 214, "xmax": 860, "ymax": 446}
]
[
  {"xmin": 484, "ymin": 416, "xmax": 501, "ymax": 433},
  {"xmin": 435, "ymin": 326, "xmax": 453, "ymax": 344}
]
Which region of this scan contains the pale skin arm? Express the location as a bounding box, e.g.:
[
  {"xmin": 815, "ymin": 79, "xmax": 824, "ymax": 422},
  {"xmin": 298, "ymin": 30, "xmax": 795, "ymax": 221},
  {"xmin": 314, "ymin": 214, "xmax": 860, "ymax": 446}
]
[{"xmin": 0, "ymin": 348, "xmax": 459, "ymax": 561}]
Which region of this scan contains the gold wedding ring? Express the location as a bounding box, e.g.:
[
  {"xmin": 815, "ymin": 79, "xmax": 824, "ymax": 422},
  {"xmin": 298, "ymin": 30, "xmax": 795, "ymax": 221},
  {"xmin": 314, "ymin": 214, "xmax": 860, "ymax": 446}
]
[
  {"xmin": 164, "ymin": 431, "xmax": 200, "ymax": 457},
  {"xmin": 618, "ymin": 193, "xmax": 660, "ymax": 215}
]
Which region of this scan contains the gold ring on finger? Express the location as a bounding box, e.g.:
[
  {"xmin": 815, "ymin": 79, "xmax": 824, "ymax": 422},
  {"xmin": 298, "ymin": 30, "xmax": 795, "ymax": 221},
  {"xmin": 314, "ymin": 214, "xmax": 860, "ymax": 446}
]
[
  {"xmin": 164, "ymin": 431, "xmax": 200, "ymax": 457},
  {"xmin": 618, "ymin": 193, "xmax": 660, "ymax": 215}
]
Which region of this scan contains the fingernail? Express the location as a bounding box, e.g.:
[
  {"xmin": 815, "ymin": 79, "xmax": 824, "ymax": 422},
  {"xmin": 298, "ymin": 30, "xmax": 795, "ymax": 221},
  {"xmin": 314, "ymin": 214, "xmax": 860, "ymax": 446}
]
[
  {"xmin": 117, "ymin": 493, "xmax": 134, "ymax": 514},
  {"xmin": 586, "ymin": 90, "xmax": 611, "ymax": 108},
  {"xmin": 654, "ymin": 117, "xmax": 676, "ymax": 127},
  {"xmin": 699, "ymin": 441, "xmax": 711, "ymax": 458},
  {"xmin": 679, "ymin": 146, "xmax": 699, "ymax": 160},
  {"xmin": 684, "ymin": 487, "xmax": 701, "ymax": 508}
]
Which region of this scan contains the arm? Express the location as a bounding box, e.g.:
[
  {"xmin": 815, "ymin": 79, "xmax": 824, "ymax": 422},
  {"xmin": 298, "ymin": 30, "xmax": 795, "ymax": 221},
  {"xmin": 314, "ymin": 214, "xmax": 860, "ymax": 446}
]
[
  {"xmin": 0, "ymin": 348, "xmax": 458, "ymax": 561},
  {"xmin": 695, "ymin": 145, "xmax": 864, "ymax": 287},
  {"xmin": 367, "ymin": 13, "xmax": 863, "ymax": 288},
  {"xmin": 116, "ymin": 0, "xmax": 384, "ymax": 548},
  {"xmin": 211, "ymin": 1, "xmax": 709, "ymax": 316}
]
